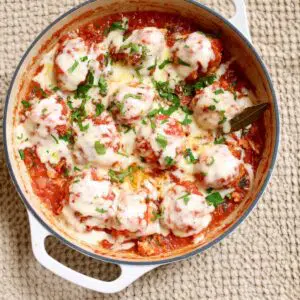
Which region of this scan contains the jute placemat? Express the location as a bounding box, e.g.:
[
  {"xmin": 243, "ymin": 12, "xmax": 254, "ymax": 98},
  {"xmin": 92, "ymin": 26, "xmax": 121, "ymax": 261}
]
[{"xmin": 0, "ymin": 0, "xmax": 299, "ymax": 299}]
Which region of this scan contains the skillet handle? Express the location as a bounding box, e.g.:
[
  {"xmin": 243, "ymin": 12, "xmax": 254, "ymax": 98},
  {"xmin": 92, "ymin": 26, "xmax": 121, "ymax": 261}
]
[
  {"xmin": 229, "ymin": 0, "xmax": 252, "ymax": 42},
  {"xmin": 28, "ymin": 212, "xmax": 158, "ymax": 293}
]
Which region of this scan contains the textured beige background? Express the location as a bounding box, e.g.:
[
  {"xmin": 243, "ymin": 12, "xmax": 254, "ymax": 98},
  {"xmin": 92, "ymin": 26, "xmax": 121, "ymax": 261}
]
[{"xmin": 0, "ymin": 0, "xmax": 299, "ymax": 299}]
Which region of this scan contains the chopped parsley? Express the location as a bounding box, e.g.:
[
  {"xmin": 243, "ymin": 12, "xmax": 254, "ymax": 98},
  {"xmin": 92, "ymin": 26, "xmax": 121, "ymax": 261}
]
[
  {"xmin": 159, "ymin": 59, "xmax": 172, "ymax": 69},
  {"xmin": 75, "ymin": 71, "xmax": 94, "ymax": 99},
  {"xmin": 73, "ymin": 166, "xmax": 81, "ymax": 172},
  {"xmin": 104, "ymin": 20, "xmax": 128, "ymax": 35},
  {"xmin": 94, "ymin": 141, "xmax": 106, "ymax": 155},
  {"xmin": 194, "ymin": 74, "xmax": 216, "ymax": 90},
  {"xmin": 206, "ymin": 192, "xmax": 224, "ymax": 207},
  {"xmin": 59, "ymin": 130, "xmax": 73, "ymax": 143},
  {"xmin": 208, "ymin": 105, "xmax": 216, "ymax": 111},
  {"xmin": 68, "ymin": 60, "xmax": 79, "ymax": 73},
  {"xmin": 206, "ymin": 187, "xmax": 213, "ymax": 194},
  {"xmin": 178, "ymin": 58, "xmax": 191, "ymax": 67},
  {"xmin": 213, "ymin": 98, "xmax": 220, "ymax": 103},
  {"xmin": 156, "ymin": 134, "xmax": 168, "ymax": 149},
  {"xmin": 50, "ymin": 134, "xmax": 59, "ymax": 144},
  {"xmin": 70, "ymin": 92, "xmax": 90, "ymax": 132},
  {"xmin": 124, "ymin": 93, "xmax": 142, "ymax": 100},
  {"xmin": 18, "ymin": 149, "xmax": 25, "ymax": 160},
  {"xmin": 147, "ymin": 59, "xmax": 157, "ymax": 71},
  {"xmin": 98, "ymin": 76, "xmax": 108, "ymax": 96},
  {"xmin": 184, "ymin": 148, "xmax": 197, "ymax": 164},
  {"xmin": 108, "ymin": 166, "xmax": 137, "ymax": 183},
  {"xmin": 80, "ymin": 56, "xmax": 88, "ymax": 62},
  {"xmin": 52, "ymin": 86, "xmax": 59, "ymax": 92},
  {"xmin": 153, "ymin": 81, "xmax": 180, "ymax": 106},
  {"xmin": 95, "ymin": 103, "xmax": 105, "ymax": 116},
  {"xmin": 96, "ymin": 208, "xmax": 107, "ymax": 214},
  {"xmin": 151, "ymin": 210, "xmax": 163, "ymax": 221},
  {"xmin": 116, "ymin": 101, "xmax": 125, "ymax": 115},
  {"xmin": 181, "ymin": 113, "xmax": 192, "ymax": 125},
  {"xmin": 214, "ymin": 89, "xmax": 224, "ymax": 95},
  {"xmin": 178, "ymin": 192, "xmax": 191, "ymax": 205},
  {"xmin": 117, "ymin": 151, "xmax": 129, "ymax": 157},
  {"xmin": 21, "ymin": 100, "xmax": 31, "ymax": 109},
  {"xmin": 218, "ymin": 111, "xmax": 227, "ymax": 124},
  {"xmin": 135, "ymin": 67, "xmax": 143, "ymax": 82},
  {"xmin": 164, "ymin": 156, "xmax": 175, "ymax": 166},
  {"xmin": 214, "ymin": 136, "xmax": 225, "ymax": 144}
]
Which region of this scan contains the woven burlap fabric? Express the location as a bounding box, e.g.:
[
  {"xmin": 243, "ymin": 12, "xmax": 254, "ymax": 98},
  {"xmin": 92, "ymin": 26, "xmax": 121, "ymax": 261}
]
[{"xmin": 0, "ymin": 0, "xmax": 299, "ymax": 299}]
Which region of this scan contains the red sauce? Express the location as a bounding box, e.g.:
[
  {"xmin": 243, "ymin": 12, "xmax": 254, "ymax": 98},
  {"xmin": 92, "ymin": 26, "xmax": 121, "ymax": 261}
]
[{"xmin": 23, "ymin": 148, "xmax": 69, "ymax": 215}]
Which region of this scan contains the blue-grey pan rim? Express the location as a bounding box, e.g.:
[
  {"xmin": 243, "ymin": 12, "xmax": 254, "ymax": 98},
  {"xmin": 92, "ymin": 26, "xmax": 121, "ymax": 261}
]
[{"xmin": 3, "ymin": 0, "xmax": 280, "ymax": 266}]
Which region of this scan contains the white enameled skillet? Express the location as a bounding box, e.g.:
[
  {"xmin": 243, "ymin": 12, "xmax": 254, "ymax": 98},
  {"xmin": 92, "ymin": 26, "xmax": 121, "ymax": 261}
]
[{"xmin": 3, "ymin": 0, "xmax": 279, "ymax": 293}]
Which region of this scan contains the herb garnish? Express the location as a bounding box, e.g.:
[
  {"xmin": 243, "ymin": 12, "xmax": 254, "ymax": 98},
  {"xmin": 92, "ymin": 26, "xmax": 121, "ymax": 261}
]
[
  {"xmin": 164, "ymin": 156, "xmax": 175, "ymax": 166},
  {"xmin": 214, "ymin": 89, "xmax": 224, "ymax": 95},
  {"xmin": 178, "ymin": 58, "xmax": 191, "ymax": 67},
  {"xmin": 159, "ymin": 59, "xmax": 172, "ymax": 69},
  {"xmin": 206, "ymin": 192, "xmax": 224, "ymax": 207},
  {"xmin": 178, "ymin": 192, "xmax": 191, "ymax": 205},
  {"xmin": 108, "ymin": 166, "xmax": 137, "ymax": 183},
  {"xmin": 156, "ymin": 134, "xmax": 168, "ymax": 149},
  {"xmin": 94, "ymin": 141, "xmax": 106, "ymax": 155},
  {"xmin": 98, "ymin": 76, "xmax": 108, "ymax": 96},
  {"xmin": 96, "ymin": 208, "xmax": 107, "ymax": 214},
  {"xmin": 50, "ymin": 134, "xmax": 59, "ymax": 144},
  {"xmin": 95, "ymin": 103, "xmax": 105, "ymax": 116},
  {"xmin": 214, "ymin": 136, "xmax": 225, "ymax": 144},
  {"xmin": 18, "ymin": 150, "xmax": 25, "ymax": 160},
  {"xmin": 21, "ymin": 100, "xmax": 31, "ymax": 109},
  {"xmin": 68, "ymin": 60, "xmax": 79, "ymax": 73},
  {"xmin": 184, "ymin": 148, "xmax": 197, "ymax": 164}
]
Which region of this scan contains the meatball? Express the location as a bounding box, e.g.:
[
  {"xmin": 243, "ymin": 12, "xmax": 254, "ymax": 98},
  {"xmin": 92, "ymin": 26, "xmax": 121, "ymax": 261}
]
[
  {"xmin": 25, "ymin": 95, "xmax": 71, "ymax": 166},
  {"xmin": 69, "ymin": 170, "xmax": 119, "ymax": 229},
  {"xmin": 160, "ymin": 183, "xmax": 214, "ymax": 237},
  {"xmin": 54, "ymin": 37, "xmax": 89, "ymax": 91},
  {"xmin": 73, "ymin": 112, "xmax": 122, "ymax": 167},
  {"xmin": 194, "ymin": 144, "xmax": 242, "ymax": 189},
  {"xmin": 115, "ymin": 179, "xmax": 159, "ymax": 233},
  {"xmin": 28, "ymin": 95, "xmax": 68, "ymax": 137},
  {"xmin": 171, "ymin": 32, "xmax": 222, "ymax": 81},
  {"xmin": 109, "ymin": 83, "xmax": 155, "ymax": 124},
  {"xmin": 110, "ymin": 27, "xmax": 165, "ymax": 74},
  {"xmin": 135, "ymin": 114, "xmax": 186, "ymax": 169},
  {"xmin": 192, "ymin": 84, "xmax": 252, "ymax": 131}
]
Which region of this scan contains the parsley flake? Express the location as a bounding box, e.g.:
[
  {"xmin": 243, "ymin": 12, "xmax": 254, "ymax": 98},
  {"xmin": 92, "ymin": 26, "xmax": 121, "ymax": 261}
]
[
  {"xmin": 68, "ymin": 60, "xmax": 79, "ymax": 73},
  {"xmin": 206, "ymin": 192, "xmax": 224, "ymax": 207},
  {"xmin": 94, "ymin": 141, "xmax": 106, "ymax": 155}
]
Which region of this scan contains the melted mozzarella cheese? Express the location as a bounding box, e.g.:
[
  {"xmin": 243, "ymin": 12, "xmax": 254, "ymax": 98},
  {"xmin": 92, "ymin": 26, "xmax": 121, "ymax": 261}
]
[
  {"xmin": 137, "ymin": 116, "xmax": 186, "ymax": 168},
  {"xmin": 110, "ymin": 83, "xmax": 154, "ymax": 124},
  {"xmin": 124, "ymin": 27, "xmax": 166, "ymax": 74},
  {"xmin": 29, "ymin": 96, "xmax": 67, "ymax": 131},
  {"xmin": 161, "ymin": 184, "xmax": 214, "ymax": 237},
  {"xmin": 172, "ymin": 32, "xmax": 215, "ymax": 79},
  {"xmin": 17, "ymin": 96, "xmax": 73, "ymax": 167},
  {"xmin": 73, "ymin": 115, "xmax": 121, "ymax": 168},
  {"xmin": 193, "ymin": 84, "xmax": 252, "ymax": 131},
  {"xmin": 69, "ymin": 172, "xmax": 119, "ymax": 228},
  {"xmin": 116, "ymin": 191, "xmax": 148, "ymax": 232},
  {"xmin": 55, "ymin": 37, "xmax": 89, "ymax": 91},
  {"xmin": 33, "ymin": 47, "xmax": 57, "ymax": 90},
  {"xmin": 195, "ymin": 144, "xmax": 241, "ymax": 189}
]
